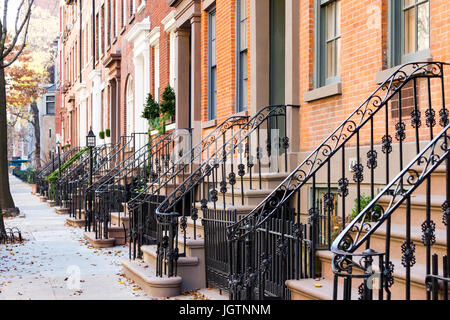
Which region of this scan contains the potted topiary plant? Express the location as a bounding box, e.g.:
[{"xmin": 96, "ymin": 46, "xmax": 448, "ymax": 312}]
[
  {"xmin": 105, "ymin": 128, "xmax": 111, "ymax": 137},
  {"xmin": 142, "ymin": 93, "xmax": 164, "ymax": 134},
  {"xmin": 160, "ymin": 85, "xmax": 176, "ymax": 125},
  {"xmin": 99, "ymin": 131, "xmax": 105, "ymax": 139}
]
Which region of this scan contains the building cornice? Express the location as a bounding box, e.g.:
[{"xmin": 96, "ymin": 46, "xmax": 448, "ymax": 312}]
[
  {"xmin": 148, "ymin": 27, "xmax": 161, "ymax": 47},
  {"xmin": 124, "ymin": 17, "xmax": 151, "ymax": 43},
  {"xmin": 161, "ymin": 11, "xmax": 176, "ymax": 33}
]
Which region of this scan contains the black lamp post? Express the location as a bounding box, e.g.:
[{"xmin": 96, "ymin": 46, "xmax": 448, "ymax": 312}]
[{"xmin": 86, "ymin": 128, "xmax": 96, "ymax": 186}]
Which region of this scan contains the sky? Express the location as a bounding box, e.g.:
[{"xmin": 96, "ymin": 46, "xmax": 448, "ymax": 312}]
[{"xmin": 1, "ymin": 0, "xmax": 29, "ymax": 30}]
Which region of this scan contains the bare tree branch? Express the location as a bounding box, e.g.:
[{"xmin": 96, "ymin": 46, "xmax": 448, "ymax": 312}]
[{"xmin": 1, "ymin": 0, "xmax": 34, "ymax": 62}]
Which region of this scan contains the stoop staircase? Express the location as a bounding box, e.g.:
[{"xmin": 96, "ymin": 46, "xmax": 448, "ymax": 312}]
[
  {"xmin": 66, "ymin": 133, "xmax": 147, "ymax": 228},
  {"xmin": 84, "ymin": 130, "xmax": 189, "ymax": 248},
  {"xmin": 226, "ymin": 62, "xmax": 449, "ymax": 300},
  {"xmin": 121, "ymin": 105, "xmax": 300, "ymax": 297},
  {"xmin": 34, "ymin": 147, "xmax": 81, "ymax": 200}
]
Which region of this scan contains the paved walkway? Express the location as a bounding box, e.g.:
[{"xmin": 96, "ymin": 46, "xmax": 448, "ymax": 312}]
[{"xmin": 0, "ymin": 175, "xmax": 153, "ymax": 300}]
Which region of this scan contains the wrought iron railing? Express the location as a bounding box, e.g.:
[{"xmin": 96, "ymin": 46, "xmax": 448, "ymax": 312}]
[
  {"xmin": 226, "ymin": 62, "xmax": 448, "ymax": 299},
  {"xmin": 88, "ymin": 130, "xmax": 188, "ymax": 240},
  {"xmin": 54, "ymin": 144, "xmax": 110, "ymax": 208},
  {"xmin": 332, "ymin": 119, "xmax": 450, "ymax": 300},
  {"xmin": 35, "ymin": 147, "xmax": 80, "ymax": 198},
  {"xmin": 127, "ymin": 116, "xmax": 248, "ymax": 260},
  {"xmin": 154, "ymin": 104, "xmax": 298, "ymax": 281},
  {"xmin": 68, "ymin": 133, "xmax": 147, "ymax": 220}
]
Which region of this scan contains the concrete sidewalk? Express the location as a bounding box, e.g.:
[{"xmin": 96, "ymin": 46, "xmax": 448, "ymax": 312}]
[{"xmin": 0, "ymin": 175, "xmax": 152, "ymax": 300}]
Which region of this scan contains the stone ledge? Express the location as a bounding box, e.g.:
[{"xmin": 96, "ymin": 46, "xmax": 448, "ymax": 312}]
[
  {"xmin": 66, "ymin": 217, "xmax": 85, "ymax": 228},
  {"xmin": 304, "ymin": 82, "xmax": 342, "ymax": 102},
  {"xmin": 83, "ymin": 231, "xmax": 115, "ymax": 248},
  {"xmin": 55, "ymin": 206, "xmax": 69, "ymax": 214},
  {"xmin": 121, "ymin": 259, "xmax": 182, "ymax": 297},
  {"xmin": 47, "ymin": 200, "xmax": 56, "ymax": 207}
]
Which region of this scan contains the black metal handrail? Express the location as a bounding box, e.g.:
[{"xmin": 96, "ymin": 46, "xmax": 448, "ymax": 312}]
[
  {"xmin": 127, "ymin": 115, "xmax": 248, "ymax": 259},
  {"xmin": 154, "ymin": 104, "xmax": 299, "ymax": 279},
  {"xmin": 88, "ymin": 129, "xmax": 191, "ymax": 240},
  {"xmin": 35, "ymin": 147, "xmax": 80, "ymax": 197},
  {"xmin": 68, "ymin": 133, "xmax": 147, "ymax": 220},
  {"xmin": 331, "ymin": 122, "xmax": 450, "ymax": 300},
  {"xmin": 55, "ymin": 144, "xmax": 110, "ymax": 208},
  {"xmin": 225, "ymin": 62, "xmax": 448, "ymax": 299}
]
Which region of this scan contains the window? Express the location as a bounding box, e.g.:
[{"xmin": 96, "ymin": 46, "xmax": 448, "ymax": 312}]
[
  {"xmin": 315, "ymin": 0, "xmax": 341, "ymax": 88},
  {"xmin": 130, "ymin": 0, "xmax": 136, "ymax": 17},
  {"xmin": 121, "ymin": 0, "xmax": 124, "ymax": 28},
  {"xmin": 389, "ymin": 0, "xmax": 430, "ymax": 66},
  {"xmin": 108, "ymin": 0, "xmax": 111, "ymax": 46},
  {"xmin": 126, "ymin": 76, "xmax": 134, "ymax": 135},
  {"xmin": 46, "ymin": 95, "xmax": 55, "ymax": 115},
  {"xmin": 208, "ymin": 9, "xmax": 217, "ymax": 120},
  {"xmin": 95, "ymin": 13, "xmax": 99, "ymax": 61},
  {"xmin": 154, "ymin": 45, "xmax": 160, "ymax": 101},
  {"xmin": 169, "ymin": 32, "xmax": 176, "ymax": 88},
  {"xmin": 101, "ymin": 5, "xmax": 105, "ymax": 53},
  {"xmin": 236, "ymin": 0, "xmax": 248, "ymax": 112}
]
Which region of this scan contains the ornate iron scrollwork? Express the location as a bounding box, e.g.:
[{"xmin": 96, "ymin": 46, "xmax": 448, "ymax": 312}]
[
  {"xmin": 395, "ymin": 121, "xmax": 406, "ymax": 141},
  {"xmin": 401, "ymin": 240, "xmax": 416, "ymax": 267},
  {"xmin": 338, "ymin": 178, "xmax": 349, "ymax": 197},
  {"xmin": 421, "ymin": 220, "xmax": 436, "ymax": 246},
  {"xmin": 366, "ymin": 150, "xmax": 378, "ymax": 169},
  {"xmin": 425, "ymin": 108, "xmax": 436, "ymax": 128},
  {"xmin": 410, "ymin": 109, "xmax": 422, "ymax": 128},
  {"xmin": 381, "ymin": 135, "xmax": 393, "ymax": 154},
  {"xmin": 352, "ymin": 163, "xmax": 364, "ymax": 183}
]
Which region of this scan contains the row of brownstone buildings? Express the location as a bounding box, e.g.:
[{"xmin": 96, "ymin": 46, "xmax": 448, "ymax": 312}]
[{"xmin": 58, "ymin": 0, "xmax": 449, "ymax": 170}]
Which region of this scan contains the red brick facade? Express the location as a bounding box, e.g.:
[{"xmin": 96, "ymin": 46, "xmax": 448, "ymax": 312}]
[
  {"xmin": 59, "ymin": 0, "xmax": 450, "ymax": 159},
  {"xmin": 60, "ymin": 0, "xmax": 173, "ymax": 147}
]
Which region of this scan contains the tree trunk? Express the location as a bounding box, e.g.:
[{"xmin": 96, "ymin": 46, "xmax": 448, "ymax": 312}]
[
  {"xmin": 0, "ymin": 64, "xmax": 17, "ymax": 232},
  {"xmin": 31, "ymin": 102, "xmax": 41, "ymax": 171}
]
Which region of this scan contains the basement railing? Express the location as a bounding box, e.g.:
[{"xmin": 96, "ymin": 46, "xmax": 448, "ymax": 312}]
[{"xmin": 226, "ymin": 62, "xmax": 448, "ymax": 299}]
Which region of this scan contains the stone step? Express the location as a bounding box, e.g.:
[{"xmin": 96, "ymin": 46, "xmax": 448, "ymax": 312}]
[
  {"xmin": 185, "ymin": 216, "xmax": 204, "ymax": 239},
  {"xmin": 286, "ymin": 278, "xmax": 358, "ymax": 300},
  {"xmin": 411, "ymin": 165, "xmax": 447, "ymax": 197},
  {"xmin": 55, "ymin": 206, "xmax": 70, "ymax": 214},
  {"xmin": 317, "ymin": 250, "xmax": 446, "ymax": 300},
  {"xmin": 240, "ymin": 172, "xmax": 289, "ymax": 190},
  {"xmin": 66, "ymin": 217, "xmax": 85, "ymax": 228},
  {"xmin": 121, "ymin": 259, "xmax": 182, "ymax": 297},
  {"xmin": 83, "ymin": 231, "xmax": 115, "ymax": 248},
  {"xmin": 357, "ymin": 223, "xmax": 448, "ymax": 265},
  {"xmin": 110, "ymin": 211, "xmax": 129, "ymax": 229},
  {"xmin": 47, "ymin": 200, "xmax": 56, "ymax": 207},
  {"xmin": 141, "ymin": 236, "xmax": 206, "ymax": 291},
  {"xmin": 223, "ymin": 188, "xmax": 272, "ymax": 206},
  {"xmin": 378, "ymin": 194, "xmax": 447, "ymax": 231},
  {"xmin": 194, "ymin": 202, "xmax": 255, "ymax": 216},
  {"xmin": 108, "ymin": 226, "xmax": 127, "ymax": 245}
]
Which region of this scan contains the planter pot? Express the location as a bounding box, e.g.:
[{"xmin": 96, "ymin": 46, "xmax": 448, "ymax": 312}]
[{"xmin": 31, "ymin": 183, "xmax": 37, "ymax": 194}]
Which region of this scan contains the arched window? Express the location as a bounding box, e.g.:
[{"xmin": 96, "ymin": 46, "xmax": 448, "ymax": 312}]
[{"xmin": 126, "ymin": 75, "xmax": 134, "ymax": 136}]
